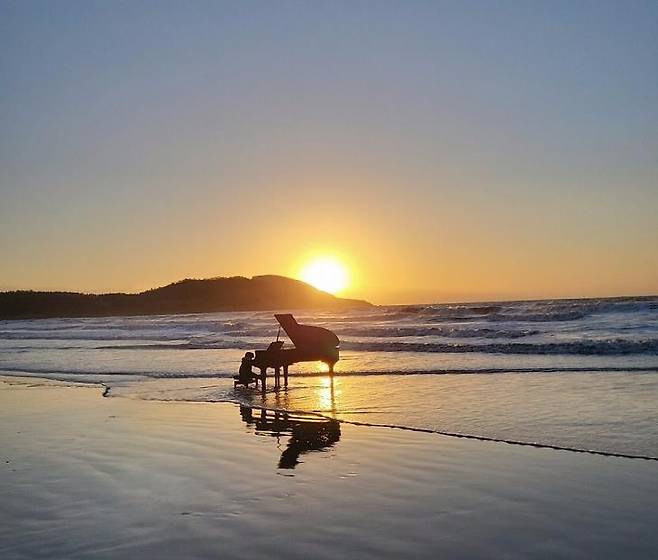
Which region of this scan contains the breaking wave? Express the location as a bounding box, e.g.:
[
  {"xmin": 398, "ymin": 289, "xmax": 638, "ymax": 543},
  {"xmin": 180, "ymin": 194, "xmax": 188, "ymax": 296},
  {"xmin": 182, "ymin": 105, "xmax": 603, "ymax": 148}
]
[{"xmin": 389, "ymin": 297, "xmax": 657, "ymax": 323}]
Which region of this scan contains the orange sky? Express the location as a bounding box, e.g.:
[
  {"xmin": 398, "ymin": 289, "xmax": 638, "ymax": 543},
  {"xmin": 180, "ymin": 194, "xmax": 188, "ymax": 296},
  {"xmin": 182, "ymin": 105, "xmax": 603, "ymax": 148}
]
[{"xmin": 2, "ymin": 3, "xmax": 657, "ymax": 303}]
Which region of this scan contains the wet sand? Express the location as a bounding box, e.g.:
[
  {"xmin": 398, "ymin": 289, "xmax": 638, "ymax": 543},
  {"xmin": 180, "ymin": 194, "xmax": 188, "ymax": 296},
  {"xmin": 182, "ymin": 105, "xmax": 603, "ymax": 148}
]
[{"xmin": 1, "ymin": 378, "xmax": 657, "ymax": 559}]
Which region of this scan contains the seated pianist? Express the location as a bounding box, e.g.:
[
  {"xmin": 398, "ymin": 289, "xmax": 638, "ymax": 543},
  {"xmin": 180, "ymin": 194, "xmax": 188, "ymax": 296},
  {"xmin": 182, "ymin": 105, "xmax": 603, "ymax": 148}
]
[{"xmin": 234, "ymin": 352, "xmax": 259, "ymax": 388}]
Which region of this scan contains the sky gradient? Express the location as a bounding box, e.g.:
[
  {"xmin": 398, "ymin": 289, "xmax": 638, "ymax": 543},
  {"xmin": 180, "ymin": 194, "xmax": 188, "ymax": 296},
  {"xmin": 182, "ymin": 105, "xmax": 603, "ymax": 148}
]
[{"xmin": 2, "ymin": 1, "xmax": 657, "ymax": 303}]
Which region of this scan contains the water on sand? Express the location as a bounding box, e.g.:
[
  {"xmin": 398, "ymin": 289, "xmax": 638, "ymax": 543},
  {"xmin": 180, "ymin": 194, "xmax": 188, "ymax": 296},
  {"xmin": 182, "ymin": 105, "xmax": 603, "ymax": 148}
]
[
  {"xmin": 2, "ymin": 296, "xmax": 657, "ymax": 457},
  {"xmin": 1, "ymin": 382, "xmax": 657, "ymax": 560}
]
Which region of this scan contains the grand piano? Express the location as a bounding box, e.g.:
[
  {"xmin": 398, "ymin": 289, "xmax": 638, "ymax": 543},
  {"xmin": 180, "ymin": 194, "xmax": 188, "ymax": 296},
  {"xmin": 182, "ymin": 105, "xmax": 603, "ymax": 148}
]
[{"xmin": 252, "ymin": 314, "xmax": 339, "ymax": 387}]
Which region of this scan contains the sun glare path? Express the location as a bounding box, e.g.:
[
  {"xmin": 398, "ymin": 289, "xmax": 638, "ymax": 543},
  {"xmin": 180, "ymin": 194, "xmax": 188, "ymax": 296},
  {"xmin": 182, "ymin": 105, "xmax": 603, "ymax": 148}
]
[{"xmin": 299, "ymin": 256, "xmax": 349, "ymax": 295}]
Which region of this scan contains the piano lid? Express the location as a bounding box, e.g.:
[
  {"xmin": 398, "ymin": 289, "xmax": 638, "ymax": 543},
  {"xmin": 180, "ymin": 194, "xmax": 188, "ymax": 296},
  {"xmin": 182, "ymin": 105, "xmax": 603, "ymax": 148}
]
[{"xmin": 274, "ymin": 314, "xmax": 339, "ymax": 351}]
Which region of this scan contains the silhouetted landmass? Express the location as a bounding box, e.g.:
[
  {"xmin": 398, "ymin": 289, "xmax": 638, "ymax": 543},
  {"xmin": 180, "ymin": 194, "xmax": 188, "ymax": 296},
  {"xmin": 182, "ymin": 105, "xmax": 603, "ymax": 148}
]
[{"xmin": 0, "ymin": 275, "xmax": 373, "ymax": 320}]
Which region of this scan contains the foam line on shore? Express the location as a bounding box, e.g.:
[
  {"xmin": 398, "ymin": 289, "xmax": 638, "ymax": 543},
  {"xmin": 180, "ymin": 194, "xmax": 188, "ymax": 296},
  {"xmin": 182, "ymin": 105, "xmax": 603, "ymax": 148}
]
[
  {"xmin": 340, "ymin": 419, "xmax": 658, "ymax": 462},
  {"xmin": 2, "ymin": 365, "xmax": 657, "ymax": 380},
  {"xmin": 230, "ymin": 401, "xmax": 658, "ymax": 462}
]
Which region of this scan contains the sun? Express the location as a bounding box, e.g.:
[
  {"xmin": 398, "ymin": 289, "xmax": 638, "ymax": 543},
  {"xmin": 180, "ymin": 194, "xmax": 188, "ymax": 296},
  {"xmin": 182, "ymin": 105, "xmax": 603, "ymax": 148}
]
[{"xmin": 299, "ymin": 256, "xmax": 349, "ymax": 295}]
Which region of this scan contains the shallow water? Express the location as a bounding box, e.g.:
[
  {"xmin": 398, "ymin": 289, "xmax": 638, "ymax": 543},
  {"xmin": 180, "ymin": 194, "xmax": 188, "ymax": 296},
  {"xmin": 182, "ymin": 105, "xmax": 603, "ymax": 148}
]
[
  {"xmin": 2, "ymin": 384, "xmax": 657, "ymax": 560},
  {"xmin": 2, "ymin": 296, "xmax": 657, "ymax": 457}
]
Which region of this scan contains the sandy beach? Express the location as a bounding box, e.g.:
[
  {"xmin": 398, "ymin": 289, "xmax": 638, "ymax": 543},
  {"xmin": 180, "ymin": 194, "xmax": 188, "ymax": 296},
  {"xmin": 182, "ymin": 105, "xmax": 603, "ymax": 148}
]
[
  {"xmin": 2, "ymin": 377, "xmax": 657, "ymax": 560},
  {"xmin": 4, "ymin": 2, "xmax": 657, "ymax": 558}
]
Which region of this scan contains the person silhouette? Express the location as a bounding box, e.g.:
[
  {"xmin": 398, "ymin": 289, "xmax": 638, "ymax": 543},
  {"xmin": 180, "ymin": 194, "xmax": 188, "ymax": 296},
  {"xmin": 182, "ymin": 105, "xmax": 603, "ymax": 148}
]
[{"xmin": 234, "ymin": 352, "xmax": 258, "ymax": 387}]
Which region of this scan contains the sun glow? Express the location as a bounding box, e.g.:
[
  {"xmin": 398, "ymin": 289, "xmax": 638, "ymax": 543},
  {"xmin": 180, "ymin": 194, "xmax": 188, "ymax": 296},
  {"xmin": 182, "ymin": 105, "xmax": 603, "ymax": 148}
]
[{"xmin": 299, "ymin": 256, "xmax": 349, "ymax": 295}]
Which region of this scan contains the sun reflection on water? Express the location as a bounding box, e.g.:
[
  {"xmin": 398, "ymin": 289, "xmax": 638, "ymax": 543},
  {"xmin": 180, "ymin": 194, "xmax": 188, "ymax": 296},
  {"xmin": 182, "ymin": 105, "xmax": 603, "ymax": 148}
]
[{"xmin": 316, "ymin": 376, "xmax": 338, "ymax": 415}]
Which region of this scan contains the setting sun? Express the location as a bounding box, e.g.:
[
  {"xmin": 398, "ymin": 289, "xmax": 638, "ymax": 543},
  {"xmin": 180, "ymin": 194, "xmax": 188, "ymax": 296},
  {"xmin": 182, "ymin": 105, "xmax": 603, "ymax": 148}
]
[{"xmin": 299, "ymin": 256, "xmax": 349, "ymax": 295}]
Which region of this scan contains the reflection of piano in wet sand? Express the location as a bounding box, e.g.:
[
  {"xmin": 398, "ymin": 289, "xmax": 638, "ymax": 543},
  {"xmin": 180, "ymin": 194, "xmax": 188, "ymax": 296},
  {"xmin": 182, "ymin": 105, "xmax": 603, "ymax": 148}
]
[
  {"xmin": 252, "ymin": 314, "xmax": 339, "ymax": 388},
  {"xmin": 239, "ymin": 406, "xmax": 341, "ymax": 469}
]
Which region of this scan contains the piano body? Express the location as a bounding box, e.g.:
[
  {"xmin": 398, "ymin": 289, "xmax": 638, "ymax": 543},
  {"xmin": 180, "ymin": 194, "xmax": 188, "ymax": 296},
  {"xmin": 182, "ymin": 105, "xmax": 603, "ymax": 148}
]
[{"xmin": 252, "ymin": 314, "xmax": 339, "ymax": 387}]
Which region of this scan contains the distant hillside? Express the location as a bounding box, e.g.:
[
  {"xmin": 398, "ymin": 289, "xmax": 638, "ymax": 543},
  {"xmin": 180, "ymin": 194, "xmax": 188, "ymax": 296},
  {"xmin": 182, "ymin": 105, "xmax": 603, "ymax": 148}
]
[{"xmin": 0, "ymin": 275, "xmax": 373, "ymax": 320}]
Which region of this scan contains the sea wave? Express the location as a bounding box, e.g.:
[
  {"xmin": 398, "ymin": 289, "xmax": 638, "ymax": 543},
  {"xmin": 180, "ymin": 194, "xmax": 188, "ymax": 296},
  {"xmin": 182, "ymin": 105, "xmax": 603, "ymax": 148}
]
[
  {"xmin": 332, "ymin": 325, "xmax": 540, "ymax": 339},
  {"xmin": 343, "ymin": 338, "xmax": 658, "ymax": 355},
  {"xmin": 88, "ymin": 337, "xmax": 658, "ymax": 355},
  {"xmin": 391, "ymin": 297, "xmax": 658, "ymax": 323},
  {"xmin": 0, "ymin": 323, "xmax": 522, "ymax": 340}
]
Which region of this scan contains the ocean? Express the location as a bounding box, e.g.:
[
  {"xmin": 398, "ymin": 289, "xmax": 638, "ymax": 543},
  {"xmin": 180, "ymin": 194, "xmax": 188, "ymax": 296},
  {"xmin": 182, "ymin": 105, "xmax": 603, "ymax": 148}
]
[{"xmin": 2, "ymin": 296, "xmax": 657, "ymax": 459}]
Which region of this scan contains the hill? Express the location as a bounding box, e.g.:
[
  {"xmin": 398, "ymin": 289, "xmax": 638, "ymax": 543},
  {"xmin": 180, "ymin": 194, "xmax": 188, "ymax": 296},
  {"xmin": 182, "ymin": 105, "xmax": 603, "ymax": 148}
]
[{"xmin": 0, "ymin": 275, "xmax": 373, "ymax": 320}]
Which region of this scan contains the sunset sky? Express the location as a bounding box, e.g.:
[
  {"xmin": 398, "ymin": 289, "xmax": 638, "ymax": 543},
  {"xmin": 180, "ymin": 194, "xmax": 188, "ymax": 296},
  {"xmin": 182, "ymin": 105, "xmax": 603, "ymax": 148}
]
[{"xmin": 2, "ymin": 1, "xmax": 657, "ymax": 303}]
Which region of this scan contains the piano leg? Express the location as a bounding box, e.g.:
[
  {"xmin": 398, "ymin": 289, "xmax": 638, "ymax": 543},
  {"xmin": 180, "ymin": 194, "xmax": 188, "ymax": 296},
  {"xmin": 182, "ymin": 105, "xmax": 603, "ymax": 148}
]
[
  {"xmin": 259, "ymin": 368, "xmax": 267, "ymax": 391},
  {"xmin": 274, "ymin": 367, "xmax": 280, "ymax": 388},
  {"xmin": 283, "ymin": 365, "xmax": 289, "ymax": 387}
]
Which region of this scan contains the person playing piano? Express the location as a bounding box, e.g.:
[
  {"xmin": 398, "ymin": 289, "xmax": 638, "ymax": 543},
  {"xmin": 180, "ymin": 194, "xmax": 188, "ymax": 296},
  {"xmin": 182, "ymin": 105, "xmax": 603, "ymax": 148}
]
[
  {"xmin": 250, "ymin": 314, "xmax": 340, "ymax": 389},
  {"xmin": 234, "ymin": 352, "xmax": 259, "ymax": 387}
]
